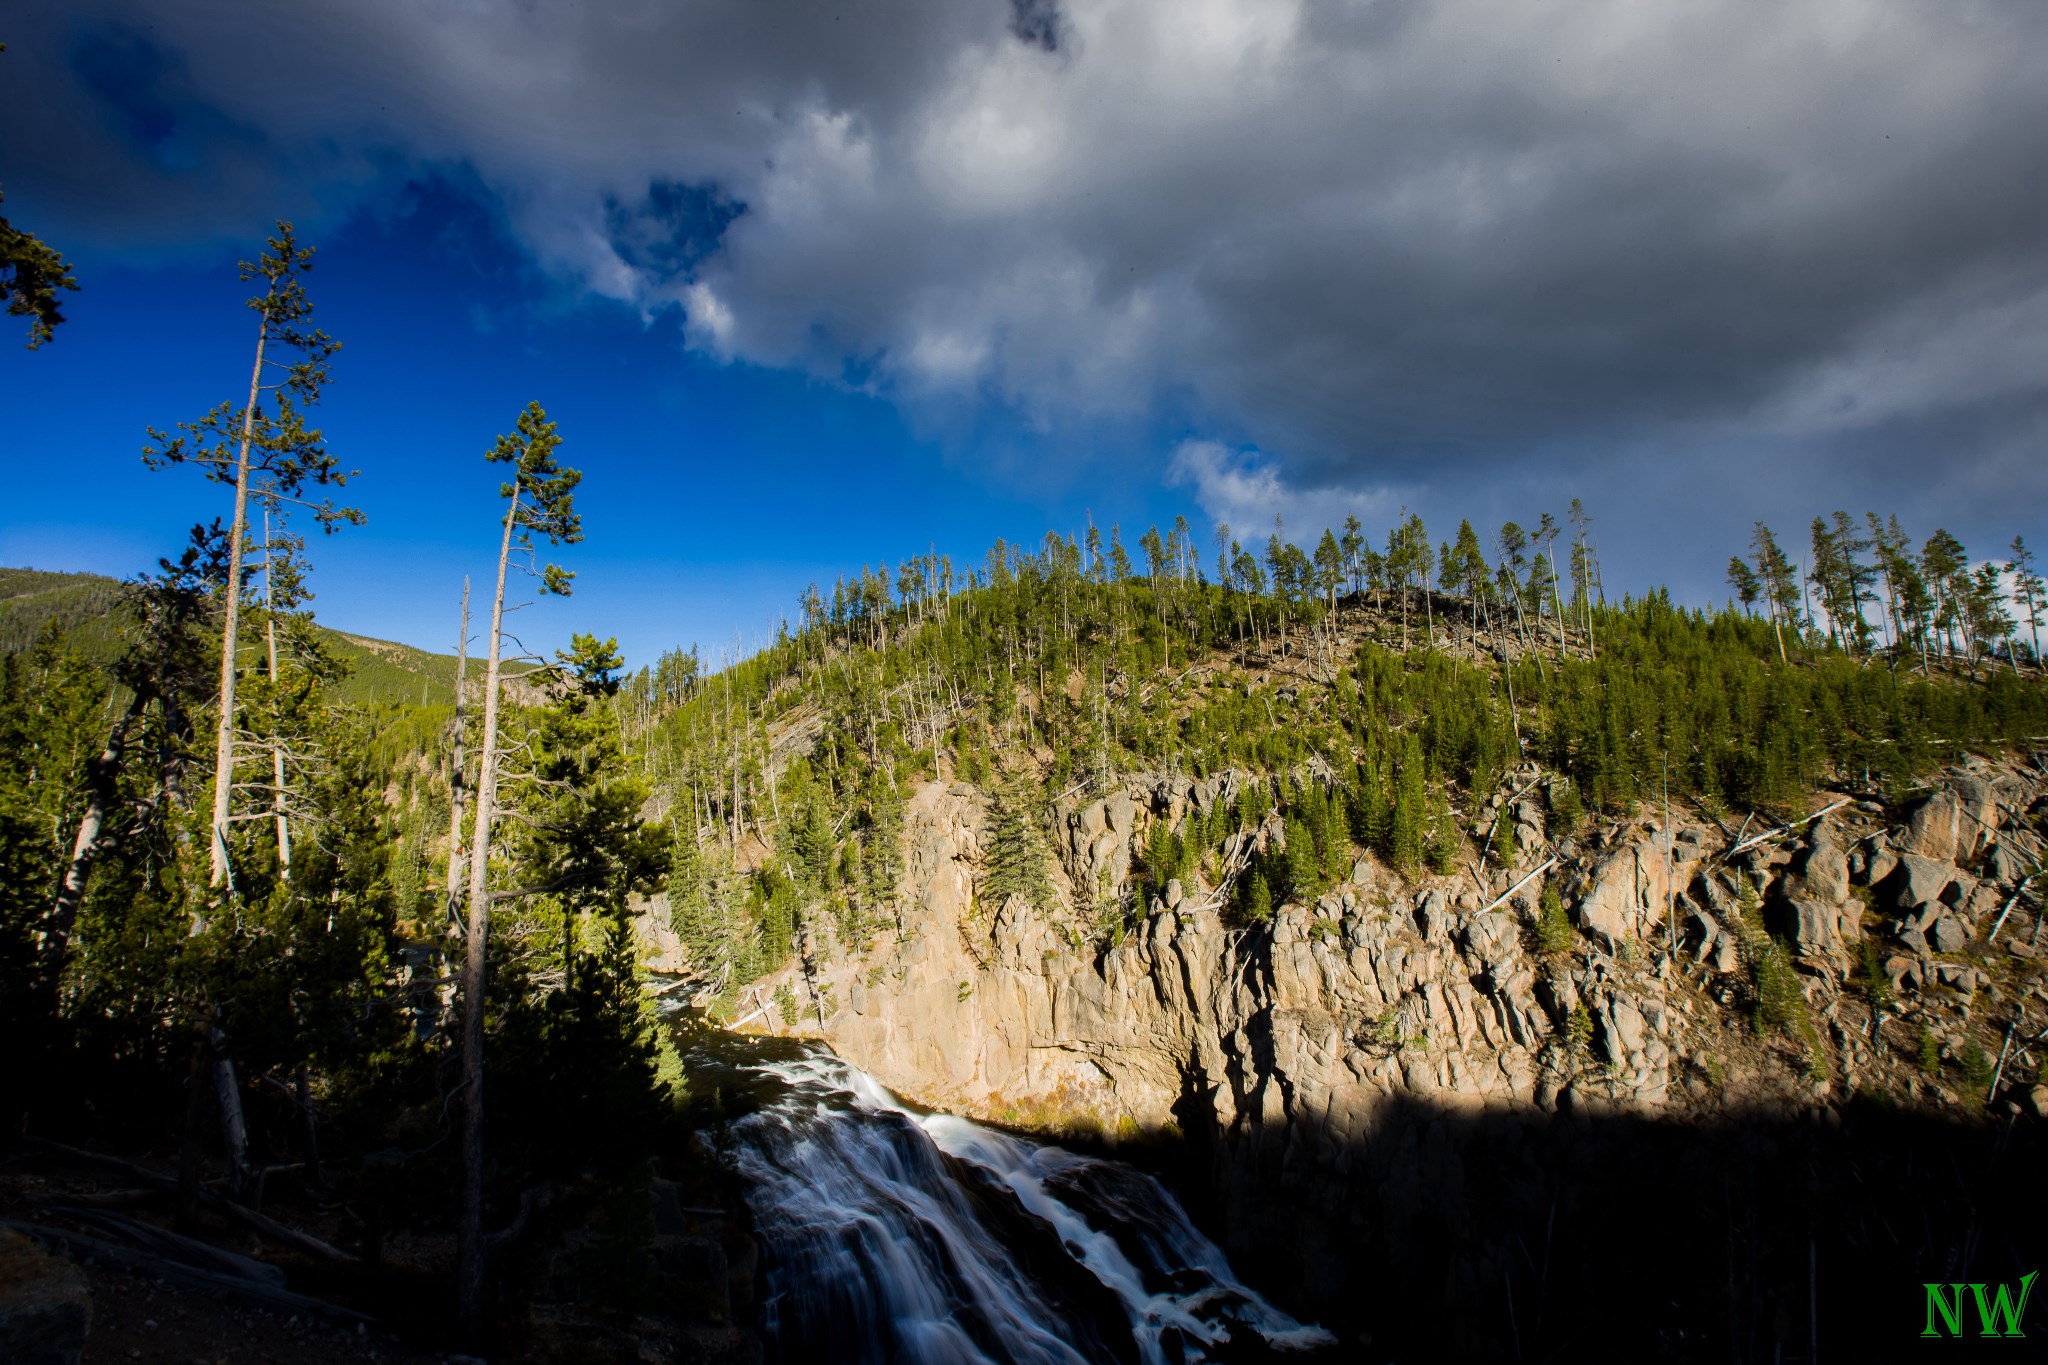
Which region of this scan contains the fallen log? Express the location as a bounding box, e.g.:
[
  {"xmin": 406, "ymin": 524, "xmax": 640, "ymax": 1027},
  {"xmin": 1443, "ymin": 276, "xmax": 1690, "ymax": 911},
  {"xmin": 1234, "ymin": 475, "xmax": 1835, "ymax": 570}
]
[
  {"xmin": 0, "ymin": 1218, "xmax": 374, "ymax": 1326},
  {"xmin": 33, "ymin": 1202, "xmax": 285, "ymax": 1286},
  {"xmin": 1720, "ymin": 798, "xmax": 1852, "ymax": 862},
  {"xmin": 23, "ymin": 1138, "xmax": 358, "ymax": 1265}
]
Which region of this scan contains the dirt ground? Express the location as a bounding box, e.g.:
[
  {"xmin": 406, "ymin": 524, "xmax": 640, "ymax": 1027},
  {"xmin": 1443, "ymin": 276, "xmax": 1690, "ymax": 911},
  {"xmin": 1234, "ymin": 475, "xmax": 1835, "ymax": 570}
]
[{"xmin": 73, "ymin": 1255, "xmax": 451, "ymax": 1365}]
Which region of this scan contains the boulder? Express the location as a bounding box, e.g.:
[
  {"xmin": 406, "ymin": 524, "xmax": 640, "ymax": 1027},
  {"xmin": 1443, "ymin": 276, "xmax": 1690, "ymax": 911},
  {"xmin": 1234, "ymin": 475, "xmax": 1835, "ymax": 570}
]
[
  {"xmin": 1416, "ymin": 889, "xmax": 1451, "ymax": 943},
  {"xmin": 1899, "ymin": 791, "xmax": 1960, "ymax": 862},
  {"xmin": 1929, "ymin": 911, "xmax": 1969, "ymax": 956},
  {"xmin": 1949, "ymin": 774, "xmax": 2001, "ymax": 859},
  {"xmin": 1573, "ymin": 839, "xmax": 1698, "ymax": 950},
  {"xmin": 1789, "ymin": 828, "xmax": 1850, "ymax": 905},
  {"xmin": 1771, "ymin": 897, "xmax": 1850, "ymax": 973},
  {"xmin": 1859, "ymin": 842, "xmax": 1899, "ymax": 888},
  {"xmin": 1459, "ymin": 909, "xmax": 1518, "ymax": 970},
  {"xmin": 1986, "ymin": 840, "xmax": 2035, "ymax": 888},
  {"xmin": 0, "ymin": 1229, "xmax": 90, "ymax": 1365},
  {"xmin": 1884, "ymin": 854, "xmax": 1952, "ymax": 913},
  {"xmin": 1607, "ymin": 998, "xmax": 1648, "ymax": 1054}
]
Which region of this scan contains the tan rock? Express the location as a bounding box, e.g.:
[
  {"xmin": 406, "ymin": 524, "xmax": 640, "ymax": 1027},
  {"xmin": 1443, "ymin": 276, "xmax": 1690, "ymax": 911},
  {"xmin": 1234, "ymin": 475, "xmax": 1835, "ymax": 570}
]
[{"xmin": 1900, "ymin": 791, "xmax": 1960, "ymax": 862}]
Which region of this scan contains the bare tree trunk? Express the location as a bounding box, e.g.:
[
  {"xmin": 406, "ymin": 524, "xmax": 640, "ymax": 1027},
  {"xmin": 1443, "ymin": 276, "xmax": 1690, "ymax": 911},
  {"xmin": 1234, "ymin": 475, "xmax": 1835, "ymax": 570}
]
[
  {"xmin": 457, "ymin": 480, "xmax": 520, "ymax": 1338},
  {"xmin": 263, "ymin": 511, "xmax": 290, "ymax": 873},
  {"xmin": 209, "ymin": 316, "xmax": 269, "ymax": 889},
  {"xmin": 48, "ymin": 694, "xmax": 144, "ymax": 959},
  {"xmin": 1547, "ymin": 545, "xmax": 1567, "ymax": 653},
  {"xmin": 296, "ymin": 1062, "xmax": 322, "ymax": 1187},
  {"xmin": 444, "ymin": 578, "xmax": 471, "ymax": 931},
  {"xmin": 176, "ymin": 1034, "xmax": 210, "ymax": 1233},
  {"xmin": 212, "ymin": 1037, "xmax": 250, "ymax": 1199}
]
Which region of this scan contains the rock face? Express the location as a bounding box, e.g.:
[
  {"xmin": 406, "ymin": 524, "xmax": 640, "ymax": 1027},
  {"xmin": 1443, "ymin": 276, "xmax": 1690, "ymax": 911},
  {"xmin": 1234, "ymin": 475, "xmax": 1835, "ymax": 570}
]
[
  {"xmin": 0, "ymin": 1230, "xmax": 90, "ymax": 1365},
  {"xmin": 823, "ymin": 780, "xmax": 1646, "ymax": 1141},
  {"xmin": 700, "ymin": 753, "xmax": 2048, "ymax": 1343},
  {"xmin": 1571, "ymin": 833, "xmax": 1702, "ymax": 951}
]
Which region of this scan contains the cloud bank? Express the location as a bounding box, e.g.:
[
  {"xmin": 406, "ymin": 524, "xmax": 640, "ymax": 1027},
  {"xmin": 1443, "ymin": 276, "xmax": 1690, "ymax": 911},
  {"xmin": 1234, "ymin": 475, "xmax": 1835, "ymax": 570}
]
[{"xmin": 5, "ymin": 0, "xmax": 2045, "ymax": 529}]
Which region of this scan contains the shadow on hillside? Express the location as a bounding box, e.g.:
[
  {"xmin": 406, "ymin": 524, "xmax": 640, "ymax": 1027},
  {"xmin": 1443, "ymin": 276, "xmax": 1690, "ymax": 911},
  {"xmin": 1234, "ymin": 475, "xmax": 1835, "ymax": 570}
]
[{"xmin": 1146, "ymin": 1091, "xmax": 2047, "ymax": 1364}]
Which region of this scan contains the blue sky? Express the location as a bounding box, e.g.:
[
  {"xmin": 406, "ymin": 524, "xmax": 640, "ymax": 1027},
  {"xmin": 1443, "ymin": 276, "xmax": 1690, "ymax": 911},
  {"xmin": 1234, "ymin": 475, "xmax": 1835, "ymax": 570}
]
[
  {"xmin": 0, "ymin": 176, "xmax": 1188, "ymax": 665},
  {"xmin": 3, "ymin": 2, "xmax": 2044, "ymax": 668}
]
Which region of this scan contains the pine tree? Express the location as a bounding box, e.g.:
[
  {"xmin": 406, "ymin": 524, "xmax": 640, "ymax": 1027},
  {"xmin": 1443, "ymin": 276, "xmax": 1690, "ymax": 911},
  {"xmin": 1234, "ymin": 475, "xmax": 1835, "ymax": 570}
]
[
  {"xmin": 143, "ymin": 223, "xmax": 359, "ymax": 890},
  {"xmin": 1536, "ymin": 881, "xmax": 1573, "ymax": 955},
  {"xmin": 0, "ymin": 182, "xmax": 78, "ymax": 348},
  {"xmin": 2011, "ymin": 535, "xmax": 2044, "ymax": 667},
  {"xmin": 1726, "ymin": 556, "xmax": 1761, "ymax": 615},
  {"xmin": 1283, "ymin": 812, "xmax": 1320, "ymax": 906},
  {"xmin": 1389, "ymin": 736, "xmax": 1426, "ymax": 874},
  {"xmin": 1241, "ymin": 869, "xmax": 1273, "ymax": 923},
  {"xmin": 457, "ymin": 400, "xmax": 583, "ymax": 1338},
  {"xmin": 983, "ymin": 774, "xmax": 1054, "ymax": 911}
]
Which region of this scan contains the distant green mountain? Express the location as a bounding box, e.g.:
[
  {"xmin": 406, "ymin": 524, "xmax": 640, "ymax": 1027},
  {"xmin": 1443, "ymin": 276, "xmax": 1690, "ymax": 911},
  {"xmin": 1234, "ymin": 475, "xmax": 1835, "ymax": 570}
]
[{"xmin": 0, "ymin": 565, "xmax": 489, "ymax": 708}]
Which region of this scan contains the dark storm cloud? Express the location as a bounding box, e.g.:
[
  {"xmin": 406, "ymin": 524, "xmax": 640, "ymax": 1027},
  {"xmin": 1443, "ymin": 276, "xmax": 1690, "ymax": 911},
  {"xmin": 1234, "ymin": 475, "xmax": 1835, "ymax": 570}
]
[{"xmin": 3, "ymin": 0, "xmax": 2043, "ymax": 552}]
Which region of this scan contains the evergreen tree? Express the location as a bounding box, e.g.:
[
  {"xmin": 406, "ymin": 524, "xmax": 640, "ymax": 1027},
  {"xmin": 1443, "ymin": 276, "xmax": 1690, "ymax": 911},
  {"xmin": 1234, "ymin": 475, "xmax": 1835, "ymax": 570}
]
[
  {"xmin": 457, "ymin": 400, "xmax": 583, "ymax": 1337},
  {"xmin": 1726, "ymin": 556, "xmax": 1761, "ymax": 616},
  {"xmin": 0, "ymin": 179, "xmax": 78, "ymax": 347},
  {"xmin": 1241, "ymin": 869, "xmax": 1273, "ymax": 923},
  {"xmin": 143, "ymin": 223, "xmax": 360, "ymax": 890},
  {"xmin": 1282, "ymin": 812, "xmax": 1321, "ymax": 906},
  {"xmin": 983, "ymin": 774, "xmax": 1054, "ymax": 911},
  {"xmin": 2011, "ymin": 535, "xmax": 2043, "ymax": 666},
  {"xmin": 1389, "ymin": 735, "xmax": 1426, "ymax": 873}
]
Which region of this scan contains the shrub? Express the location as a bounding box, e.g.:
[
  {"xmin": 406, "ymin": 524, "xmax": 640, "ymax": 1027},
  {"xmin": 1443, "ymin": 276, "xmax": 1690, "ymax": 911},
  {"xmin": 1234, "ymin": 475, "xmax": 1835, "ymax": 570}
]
[
  {"xmin": 1536, "ymin": 882, "xmax": 1574, "ymax": 955},
  {"xmin": 1916, "ymin": 1026, "xmax": 1941, "ymax": 1076}
]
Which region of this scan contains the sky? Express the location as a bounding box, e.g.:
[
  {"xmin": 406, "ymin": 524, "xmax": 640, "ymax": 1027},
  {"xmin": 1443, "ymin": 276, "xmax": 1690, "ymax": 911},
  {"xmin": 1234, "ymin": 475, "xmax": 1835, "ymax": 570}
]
[{"xmin": 2, "ymin": 0, "xmax": 2043, "ymax": 669}]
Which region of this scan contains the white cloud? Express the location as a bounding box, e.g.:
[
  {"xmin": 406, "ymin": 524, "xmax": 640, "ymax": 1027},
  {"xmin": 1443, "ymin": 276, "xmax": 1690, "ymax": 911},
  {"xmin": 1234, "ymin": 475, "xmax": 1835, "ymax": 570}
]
[{"xmin": 1166, "ymin": 439, "xmax": 1401, "ymax": 544}]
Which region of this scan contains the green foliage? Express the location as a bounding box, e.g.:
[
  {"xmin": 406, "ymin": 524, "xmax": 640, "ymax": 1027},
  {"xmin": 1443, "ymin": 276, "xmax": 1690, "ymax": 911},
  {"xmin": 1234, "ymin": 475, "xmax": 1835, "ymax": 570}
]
[
  {"xmin": 1917, "ymin": 1026, "xmax": 1941, "ymax": 1076},
  {"xmin": 1389, "ymin": 736, "xmax": 1426, "ymax": 874},
  {"xmin": 1957, "ymin": 1040, "xmax": 1993, "ymax": 1104},
  {"xmin": 1282, "ymin": 813, "xmax": 1321, "ymax": 906},
  {"xmin": 0, "ymin": 181, "xmax": 80, "ymax": 348},
  {"xmin": 1536, "ymin": 882, "xmax": 1573, "ymax": 955},
  {"xmin": 1727, "ymin": 878, "xmax": 1818, "ymax": 1063},
  {"xmin": 144, "ymin": 222, "xmax": 360, "ymax": 535},
  {"xmin": 982, "ymin": 773, "xmax": 1055, "ymax": 912},
  {"xmin": 1854, "ymin": 938, "xmax": 1892, "ymax": 1012},
  {"xmin": 1238, "ymin": 870, "xmax": 1273, "ymax": 923},
  {"xmin": 1425, "ymin": 785, "xmax": 1462, "ymax": 875},
  {"xmin": 487, "ymin": 401, "xmax": 584, "ymax": 593},
  {"xmin": 1144, "ymin": 816, "xmax": 1189, "ymax": 902},
  {"xmin": 1488, "ymin": 804, "xmax": 1520, "ymax": 870},
  {"xmin": 1547, "ymin": 777, "xmax": 1584, "ymax": 836},
  {"xmin": 1566, "ymin": 1003, "xmax": 1595, "ymax": 1056}
]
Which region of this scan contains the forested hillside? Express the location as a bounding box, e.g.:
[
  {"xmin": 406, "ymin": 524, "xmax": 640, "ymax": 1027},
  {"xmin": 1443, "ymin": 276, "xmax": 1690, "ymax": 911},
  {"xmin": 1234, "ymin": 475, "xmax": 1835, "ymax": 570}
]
[
  {"xmin": 0, "ymin": 564, "xmax": 510, "ymax": 706},
  {"xmin": 622, "ymin": 511, "xmax": 2048, "ymax": 1013}
]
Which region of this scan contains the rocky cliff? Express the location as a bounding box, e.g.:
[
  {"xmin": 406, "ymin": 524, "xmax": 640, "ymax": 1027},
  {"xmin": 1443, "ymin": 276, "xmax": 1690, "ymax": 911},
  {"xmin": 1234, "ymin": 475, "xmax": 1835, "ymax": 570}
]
[{"xmin": 643, "ymin": 751, "xmax": 2048, "ymax": 1353}]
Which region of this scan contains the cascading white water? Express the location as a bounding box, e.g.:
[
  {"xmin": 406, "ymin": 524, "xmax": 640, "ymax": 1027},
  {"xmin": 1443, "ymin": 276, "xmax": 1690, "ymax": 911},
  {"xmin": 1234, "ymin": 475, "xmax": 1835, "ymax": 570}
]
[{"xmin": 727, "ymin": 1048, "xmax": 1335, "ymax": 1364}]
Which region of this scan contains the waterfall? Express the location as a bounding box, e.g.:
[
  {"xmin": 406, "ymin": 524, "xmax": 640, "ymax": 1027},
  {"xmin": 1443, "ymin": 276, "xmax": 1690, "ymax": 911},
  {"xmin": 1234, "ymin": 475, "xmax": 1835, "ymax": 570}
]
[{"xmin": 722, "ymin": 1047, "xmax": 1336, "ymax": 1364}]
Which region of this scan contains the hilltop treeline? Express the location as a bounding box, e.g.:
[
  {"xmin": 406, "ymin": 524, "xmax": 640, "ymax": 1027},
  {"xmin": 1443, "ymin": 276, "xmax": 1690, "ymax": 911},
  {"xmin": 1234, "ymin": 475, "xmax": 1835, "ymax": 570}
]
[{"xmin": 626, "ymin": 506, "xmax": 2047, "ymax": 998}]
